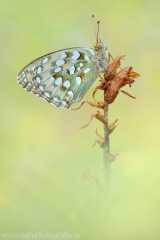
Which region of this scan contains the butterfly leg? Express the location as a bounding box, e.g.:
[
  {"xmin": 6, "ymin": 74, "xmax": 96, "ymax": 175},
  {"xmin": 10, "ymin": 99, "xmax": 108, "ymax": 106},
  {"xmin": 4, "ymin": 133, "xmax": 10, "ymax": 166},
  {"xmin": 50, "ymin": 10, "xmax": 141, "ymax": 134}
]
[
  {"xmin": 108, "ymin": 52, "xmax": 114, "ymax": 62},
  {"xmin": 98, "ymin": 72, "xmax": 104, "ymax": 81},
  {"xmin": 108, "ymin": 53, "xmax": 123, "ymax": 70},
  {"xmin": 98, "ymin": 72, "xmax": 107, "ymax": 89}
]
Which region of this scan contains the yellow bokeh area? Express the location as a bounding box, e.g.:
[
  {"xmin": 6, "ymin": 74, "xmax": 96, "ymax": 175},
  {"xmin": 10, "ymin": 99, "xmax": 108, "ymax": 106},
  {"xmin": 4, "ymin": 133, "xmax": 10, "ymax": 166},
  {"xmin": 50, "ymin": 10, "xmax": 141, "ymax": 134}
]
[{"xmin": 0, "ymin": 0, "xmax": 160, "ymax": 239}]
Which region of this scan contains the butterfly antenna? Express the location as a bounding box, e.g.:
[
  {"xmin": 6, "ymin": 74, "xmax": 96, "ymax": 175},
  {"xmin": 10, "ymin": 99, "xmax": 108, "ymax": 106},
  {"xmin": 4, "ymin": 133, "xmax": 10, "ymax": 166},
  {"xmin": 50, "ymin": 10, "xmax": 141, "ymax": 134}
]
[
  {"xmin": 96, "ymin": 21, "xmax": 100, "ymax": 42},
  {"xmin": 92, "ymin": 15, "xmax": 97, "ymax": 42},
  {"xmin": 96, "ymin": 20, "xmax": 100, "ymax": 42}
]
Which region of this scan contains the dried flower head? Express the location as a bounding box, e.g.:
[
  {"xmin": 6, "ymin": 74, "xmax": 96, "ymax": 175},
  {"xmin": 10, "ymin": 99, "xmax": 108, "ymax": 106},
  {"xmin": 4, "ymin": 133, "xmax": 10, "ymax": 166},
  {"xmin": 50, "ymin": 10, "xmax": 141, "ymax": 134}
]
[{"xmin": 93, "ymin": 55, "xmax": 140, "ymax": 103}]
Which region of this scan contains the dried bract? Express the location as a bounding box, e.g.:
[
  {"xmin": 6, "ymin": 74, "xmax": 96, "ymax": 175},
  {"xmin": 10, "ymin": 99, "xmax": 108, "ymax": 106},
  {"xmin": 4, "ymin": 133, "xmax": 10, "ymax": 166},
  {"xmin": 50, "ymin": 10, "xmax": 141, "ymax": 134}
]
[
  {"xmin": 80, "ymin": 111, "xmax": 107, "ymax": 129},
  {"xmin": 108, "ymin": 119, "xmax": 118, "ymax": 134},
  {"xmin": 92, "ymin": 128, "xmax": 105, "ymax": 148},
  {"xmin": 104, "ymin": 149, "xmax": 118, "ymax": 163},
  {"xmin": 79, "ymin": 169, "xmax": 104, "ymax": 194}
]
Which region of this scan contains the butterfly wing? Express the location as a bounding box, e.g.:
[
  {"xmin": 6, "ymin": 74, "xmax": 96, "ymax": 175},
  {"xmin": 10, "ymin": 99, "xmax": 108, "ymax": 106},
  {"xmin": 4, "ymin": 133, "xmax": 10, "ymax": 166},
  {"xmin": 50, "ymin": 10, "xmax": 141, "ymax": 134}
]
[{"xmin": 17, "ymin": 48, "xmax": 98, "ymax": 109}]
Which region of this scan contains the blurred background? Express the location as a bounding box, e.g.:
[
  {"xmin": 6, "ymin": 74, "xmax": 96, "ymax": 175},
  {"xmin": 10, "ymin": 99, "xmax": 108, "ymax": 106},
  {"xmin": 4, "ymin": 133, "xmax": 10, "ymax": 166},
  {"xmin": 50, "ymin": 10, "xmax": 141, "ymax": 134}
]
[{"xmin": 0, "ymin": 0, "xmax": 160, "ymax": 239}]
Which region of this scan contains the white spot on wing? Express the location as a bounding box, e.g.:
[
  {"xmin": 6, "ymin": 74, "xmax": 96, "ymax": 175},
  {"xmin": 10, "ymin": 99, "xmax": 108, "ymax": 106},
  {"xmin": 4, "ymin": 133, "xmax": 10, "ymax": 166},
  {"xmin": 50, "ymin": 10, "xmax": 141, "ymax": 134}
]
[
  {"xmin": 77, "ymin": 62, "xmax": 83, "ymax": 71},
  {"xmin": 84, "ymin": 68, "xmax": 90, "ymax": 74},
  {"xmin": 54, "ymin": 67, "xmax": 61, "ymax": 73},
  {"xmin": 44, "ymin": 92, "xmax": 50, "ymax": 98},
  {"xmin": 36, "ymin": 76, "xmax": 41, "ymax": 83},
  {"xmin": 60, "ymin": 52, "xmax": 67, "ymax": 58},
  {"xmin": 42, "ymin": 57, "xmax": 48, "ymax": 64},
  {"xmin": 84, "ymin": 55, "xmax": 90, "ymax": 61},
  {"xmin": 37, "ymin": 66, "xmax": 43, "ymax": 74},
  {"xmin": 69, "ymin": 65, "xmax": 75, "ymax": 75},
  {"xmin": 72, "ymin": 51, "xmax": 80, "ymax": 60},
  {"xmin": 89, "ymin": 49, "xmax": 95, "ymax": 55},
  {"xmin": 76, "ymin": 77, "xmax": 81, "ymax": 85},
  {"xmin": 61, "ymin": 100, "xmax": 67, "ymax": 106},
  {"xmin": 56, "ymin": 59, "xmax": 65, "ymax": 66},
  {"xmin": 63, "ymin": 80, "xmax": 70, "ymax": 88},
  {"xmin": 53, "ymin": 97, "xmax": 60, "ymax": 103},
  {"xmin": 67, "ymin": 91, "xmax": 74, "ymax": 98},
  {"xmin": 54, "ymin": 77, "xmax": 62, "ymax": 86},
  {"xmin": 39, "ymin": 86, "xmax": 44, "ymax": 91}
]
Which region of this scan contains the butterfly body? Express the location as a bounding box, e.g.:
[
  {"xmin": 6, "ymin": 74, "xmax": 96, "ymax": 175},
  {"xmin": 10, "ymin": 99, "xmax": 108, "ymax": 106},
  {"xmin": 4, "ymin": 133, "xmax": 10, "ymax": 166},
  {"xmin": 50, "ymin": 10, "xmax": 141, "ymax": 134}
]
[{"xmin": 17, "ymin": 42, "xmax": 109, "ymax": 109}]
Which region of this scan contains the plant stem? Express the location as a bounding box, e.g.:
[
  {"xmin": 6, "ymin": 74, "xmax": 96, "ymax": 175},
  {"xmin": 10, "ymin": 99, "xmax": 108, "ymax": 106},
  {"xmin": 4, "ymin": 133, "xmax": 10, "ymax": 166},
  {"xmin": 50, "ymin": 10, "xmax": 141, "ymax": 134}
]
[{"xmin": 103, "ymin": 92, "xmax": 110, "ymax": 182}]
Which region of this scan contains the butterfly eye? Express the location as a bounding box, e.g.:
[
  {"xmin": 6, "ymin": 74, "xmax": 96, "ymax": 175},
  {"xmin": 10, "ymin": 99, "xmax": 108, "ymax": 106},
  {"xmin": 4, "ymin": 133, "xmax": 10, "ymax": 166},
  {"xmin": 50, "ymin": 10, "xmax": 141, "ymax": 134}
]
[{"xmin": 102, "ymin": 42, "xmax": 107, "ymax": 50}]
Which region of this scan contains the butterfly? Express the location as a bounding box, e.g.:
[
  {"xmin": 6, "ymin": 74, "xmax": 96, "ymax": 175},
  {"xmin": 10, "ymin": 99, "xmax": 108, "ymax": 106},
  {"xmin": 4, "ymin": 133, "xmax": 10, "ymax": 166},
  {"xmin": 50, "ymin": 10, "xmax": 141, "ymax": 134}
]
[{"xmin": 17, "ymin": 20, "xmax": 109, "ymax": 109}]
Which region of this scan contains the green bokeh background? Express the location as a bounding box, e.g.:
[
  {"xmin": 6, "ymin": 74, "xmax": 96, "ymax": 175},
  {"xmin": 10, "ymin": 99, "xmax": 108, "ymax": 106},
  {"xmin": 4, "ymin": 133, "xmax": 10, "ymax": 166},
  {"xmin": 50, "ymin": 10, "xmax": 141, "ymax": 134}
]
[{"xmin": 0, "ymin": 0, "xmax": 160, "ymax": 239}]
